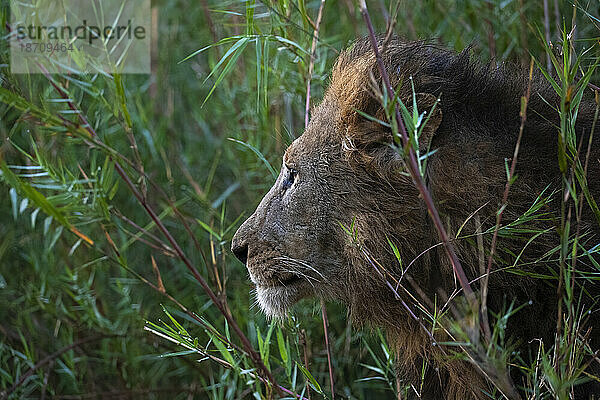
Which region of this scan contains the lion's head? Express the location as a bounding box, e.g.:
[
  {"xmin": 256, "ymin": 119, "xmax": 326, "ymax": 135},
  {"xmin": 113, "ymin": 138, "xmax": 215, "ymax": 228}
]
[
  {"xmin": 231, "ymin": 39, "xmax": 452, "ymax": 321},
  {"xmin": 231, "ymin": 36, "xmax": 598, "ymax": 324}
]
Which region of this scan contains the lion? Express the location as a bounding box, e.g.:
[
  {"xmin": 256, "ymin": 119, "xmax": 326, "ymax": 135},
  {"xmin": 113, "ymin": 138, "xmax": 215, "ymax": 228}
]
[{"xmin": 231, "ymin": 37, "xmax": 600, "ymax": 399}]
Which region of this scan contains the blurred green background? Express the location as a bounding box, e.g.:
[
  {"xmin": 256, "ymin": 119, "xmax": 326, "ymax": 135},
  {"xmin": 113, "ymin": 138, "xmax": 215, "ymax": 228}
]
[{"xmin": 0, "ymin": 1, "xmax": 599, "ymax": 398}]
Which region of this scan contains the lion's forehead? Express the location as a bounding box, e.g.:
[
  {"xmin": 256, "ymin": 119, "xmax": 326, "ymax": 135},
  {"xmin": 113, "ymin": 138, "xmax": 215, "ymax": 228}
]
[
  {"xmin": 284, "ymin": 123, "xmax": 341, "ymax": 164},
  {"xmin": 283, "ymin": 137, "xmax": 311, "ymax": 164}
]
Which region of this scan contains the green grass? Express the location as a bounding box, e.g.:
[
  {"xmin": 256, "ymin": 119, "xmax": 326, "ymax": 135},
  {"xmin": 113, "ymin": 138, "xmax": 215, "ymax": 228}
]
[{"xmin": 0, "ymin": 0, "xmax": 599, "ymax": 399}]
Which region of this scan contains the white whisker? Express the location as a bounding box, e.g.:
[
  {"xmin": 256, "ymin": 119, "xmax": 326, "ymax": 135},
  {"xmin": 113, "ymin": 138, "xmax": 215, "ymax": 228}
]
[{"xmin": 275, "ymin": 256, "xmax": 325, "ymax": 280}]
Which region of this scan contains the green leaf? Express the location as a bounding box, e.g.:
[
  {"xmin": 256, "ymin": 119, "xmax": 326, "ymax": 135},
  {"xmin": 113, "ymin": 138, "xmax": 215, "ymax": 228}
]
[
  {"xmin": 277, "ymin": 326, "xmax": 288, "ymax": 367},
  {"xmin": 159, "ymin": 350, "xmax": 197, "ymax": 358},
  {"xmin": 297, "ymin": 362, "xmax": 323, "ymax": 394},
  {"xmin": 114, "ymin": 74, "xmax": 132, "ymax": 128},
  {"xmin": 30, "ymin": 208, "xmax": 40, "ymax": 228},
  {"xmin": 1, "ymin": 163, "xmax": 70, "ymax": 227},
  {"xmin": 298, "ymin": 0, "xmax": 310, "ymax": 30},
  {"xmin": 228, "ymin": 138, "xmax": 277, "ymax": 179},
  {"xmin": 196, "ymin": 219, "xmax": 222, "ymax": 240},
  {"xmin": 202, "ymin": 37, "xmax": 250, "ymax": 107},
  {"xmin": 179, "ymin": 35, "xmax": 247, "ymax": 64},
  {"xmin": 9, "ymin": 188, "xmax": 17, "ymax": 220},
  {"xmin": 19, "ymin": 198, "xmax": 28, "ymax": 214},
  {"xmin": 43, "ymin": 216, "xmax": 53, "ymax": 235},
  {"xmin": 263, "ymin": 320, "xmax": 276, "ymax": 360},
  {"xmin": 272, "ymin": 36, "xmax": 309, "ymax": 55},
  {"xmin": 0, "ymin": 87, "xmax": 91, "ymax": 138},
  {"xmin": 161, "ymin": 305, "xmax": 190, "ymax": 337},
  {"xmin": 386, "ymin": 236, "xmax": 403, "ymax": 272}
]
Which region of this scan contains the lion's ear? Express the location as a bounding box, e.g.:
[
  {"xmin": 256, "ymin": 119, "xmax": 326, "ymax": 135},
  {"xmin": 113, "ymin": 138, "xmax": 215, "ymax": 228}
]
[
  {"xmin": 345, "ymin": 92, "xmax": 442, "ymax": 158},
  {"xmin": 412, "ymin": 93, "xmax": 442, "ymax": 153}
]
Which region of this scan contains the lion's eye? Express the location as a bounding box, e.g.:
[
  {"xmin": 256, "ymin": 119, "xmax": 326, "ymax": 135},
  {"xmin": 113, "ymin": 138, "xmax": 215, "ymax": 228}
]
[{"xmin": 282, "ymin": 168, "xmax": 297, "ymax": 190}]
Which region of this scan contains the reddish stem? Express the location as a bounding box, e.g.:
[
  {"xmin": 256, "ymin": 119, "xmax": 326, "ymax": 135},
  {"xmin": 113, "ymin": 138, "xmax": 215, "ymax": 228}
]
[
  {"xmin": 358, "ymin": 1, "xmax": 474, "ymax": 300},
  {"xmin": 321, "ymin": 300, "xmax": 335, "ymax": 399}
]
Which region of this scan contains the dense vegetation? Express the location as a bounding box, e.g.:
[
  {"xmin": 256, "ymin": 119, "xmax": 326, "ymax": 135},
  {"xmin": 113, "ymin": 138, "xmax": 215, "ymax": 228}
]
[{"xmin": 0, "ymin": 0, "xmax": 599, "ymax": 398}]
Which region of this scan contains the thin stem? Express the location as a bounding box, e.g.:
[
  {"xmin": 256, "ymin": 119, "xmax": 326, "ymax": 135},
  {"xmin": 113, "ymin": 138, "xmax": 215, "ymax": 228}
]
[
  {"xmin": 321, "ymin": 300, "xmax": 335, "ymax": 400},
  {"xmin": 305, "ymin": 0, "xmax": 326, "ymax": 129},
  {"xmin": 519, "ymin": 0, "xmax": 529, "ymax": 67},
  {"xmin": 485, "ymin": 2, "xmax": 496, "ymax": 59},
  {"xmin": 300, "ymin": 329, "xmax": 311, "ymax": 400},
  {"xmin": 482, "ymin": 58, "xmax": 534, "ymax": 340}
]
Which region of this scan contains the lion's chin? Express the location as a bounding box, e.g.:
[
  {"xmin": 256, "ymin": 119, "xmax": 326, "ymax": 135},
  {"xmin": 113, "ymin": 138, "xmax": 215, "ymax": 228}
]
[{"xmin": 255, "ymin": 284, "xmax": 308, "ymax": 319}]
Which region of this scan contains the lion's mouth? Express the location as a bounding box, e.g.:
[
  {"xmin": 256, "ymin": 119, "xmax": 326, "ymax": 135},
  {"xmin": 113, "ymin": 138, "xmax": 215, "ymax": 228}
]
[
  {"xmin": 251, "ymin": 272, "xmax": 303, "ymax": 288},
  {"xmin": 278, "ymin": 273, "xmax": 303, "ymax": 286},
  {"xmin": 249, "ymin": 269, "xmax": 312, "ymax": 318}
]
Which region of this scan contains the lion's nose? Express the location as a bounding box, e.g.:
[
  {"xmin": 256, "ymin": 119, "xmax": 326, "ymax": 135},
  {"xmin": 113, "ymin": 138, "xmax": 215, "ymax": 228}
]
[
  {"xmin": 232, "ymin": 214, "xmax": 255, "ymax": 265},
  {"xmin": 231, "ymin": 240, "xmax": 248, "ymax": 264}
]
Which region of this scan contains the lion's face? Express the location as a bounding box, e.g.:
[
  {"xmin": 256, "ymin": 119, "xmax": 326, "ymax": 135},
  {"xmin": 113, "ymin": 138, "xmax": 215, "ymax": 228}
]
[
  {"xmin": 231, "ymin": 43, "xmax": 443, "ymax": 319},
  {"xmin": 231, "ymin": 103, "xmax": 353, "ymax": 317}
]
